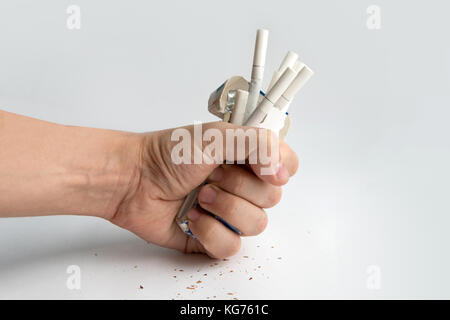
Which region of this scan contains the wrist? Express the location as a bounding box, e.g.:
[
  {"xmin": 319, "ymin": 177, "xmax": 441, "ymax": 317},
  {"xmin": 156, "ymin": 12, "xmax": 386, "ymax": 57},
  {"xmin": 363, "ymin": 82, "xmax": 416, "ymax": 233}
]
[
  {"xmin": 60, "ymin": 125, "xmax": 144, "ymax": 219},
  {"xmin": 0, "ymin": 110, "xmax": 145, "ymax": 218}
]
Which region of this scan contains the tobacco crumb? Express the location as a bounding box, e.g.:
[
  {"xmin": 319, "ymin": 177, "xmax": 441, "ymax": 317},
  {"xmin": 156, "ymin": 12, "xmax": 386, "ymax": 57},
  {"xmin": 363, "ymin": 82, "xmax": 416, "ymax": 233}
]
[
  {"xmin": 258, "ymin": 266, "xmax": 261, "ymax": 269},
  {"xmin": 243, "ymin": 256, "xmax": 249, "ymax": 258},
  {"xmin": 134, "ymin": 265, "xmax": 138, "ymax": 269},
  {"xmin": 173, "ymin": 275, "xmax": 177, "ymax": 278},
  {"xmin": 179, "ymin": 269, "xmax": 184, "ymax": 272},
  {"xmin": 186, "ymin": 287, "xmax": 195, "ymax": 290},
  {"xmin": 139, "ymin": 285, "xmax": 144, "ymax": 289},
  {"xmin": 203, "ymin": 273, "xmax": 207, "ymax": 276},
  {"xmin": 271, "ymin": 246, "xmax": 274, "ymax": 248},
  {"xmin": 230, "ymin": 270, "xmax": 234, "ymax": 273},
  {"xmin": 223, "ymin": 258, "xmax": 229, "ymax": 261},
  {"xmin": 213, "ymin": 296, "xmax": 217, "ymax": 298},
  {"xmin": 196, "ymin": 280, "xmax": 202, "ymax": 284},
  {"xmin": 249, "ymin": 277, "xmax": 253, "ymax": 280},
  {"xmin": 227, "ymin": 292, "xmax": 233, "ymax": 295}
]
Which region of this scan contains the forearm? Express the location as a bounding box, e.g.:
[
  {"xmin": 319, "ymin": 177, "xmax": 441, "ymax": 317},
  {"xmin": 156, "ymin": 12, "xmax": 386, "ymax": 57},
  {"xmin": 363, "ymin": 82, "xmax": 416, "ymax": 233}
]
[{"xmin": 0, "ymin": 110, "xmax": 141, "ymax": 218}]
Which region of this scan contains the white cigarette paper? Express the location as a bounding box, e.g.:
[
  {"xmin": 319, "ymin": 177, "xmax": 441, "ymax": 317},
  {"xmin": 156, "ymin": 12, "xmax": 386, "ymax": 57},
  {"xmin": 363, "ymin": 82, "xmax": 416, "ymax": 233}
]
[
  {"xmin": 275, "ymin": 65, "xmax": 314, "ymax": 112},
  {"xmin": 292, "ymin": 60, "xmax": 305, "ymax": 73},
  {"xmin": 230, "ymin": 89, "xmax": 248, "ymax": 125},
  {"xmin": 244, "ymin": 29, "xmax": 269, "ymax": 122},
  {"xmin": 246, "ymin": 67, "xmax": 297, "ymax": 126},
  {"xmin": 267, "ymin": 51, "xmax": 298, "ymax": 92},
  {"xmin": 175, "ymin": 28, "xmax": 315, "ymax": 239}
]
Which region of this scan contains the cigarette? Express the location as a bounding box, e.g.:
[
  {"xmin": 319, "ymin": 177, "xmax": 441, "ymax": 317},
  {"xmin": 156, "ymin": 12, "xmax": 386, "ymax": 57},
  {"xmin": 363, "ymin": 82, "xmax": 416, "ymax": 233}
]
[
  {"xmin": 267, "ymin": 51, "xmax": 299, "ymax": 92},
  {"xmin": 230, "ymin": 89, "xmax": 248, "ymax": 125},
  {"xmin": 245, "ymin": 67, "xmax": 297, "ymax": 126},
  {"xmin": 274, "ymin": 65, "xmax": 314, "ymax": 112},
  {"xmin": 293, "ymin": 60, "xmax": 305, "ymax": 73},
  {"xmin": 244, "ymin": 29, "xmax": 269, "ymax": 122}
]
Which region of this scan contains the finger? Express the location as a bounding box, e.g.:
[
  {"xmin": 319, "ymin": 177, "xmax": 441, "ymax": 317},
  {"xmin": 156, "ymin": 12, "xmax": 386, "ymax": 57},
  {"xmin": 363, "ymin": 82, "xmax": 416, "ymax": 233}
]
[
  {"xmin": 249, "ymin": 137, "xmax": 299, "ymax": 186},
  {"xmin": 279, "ymin": 140, "xmax": 299, "ymax": 176},
  {"xmin": 197, "ymin": 184, "xmax": 268, "ymax": 236},
  {"xmin": 207, "ymin": 164, "xmax": 282, "ymax": 208},
  {"xmin": 160, "ymin": 122, "xmax": 298, "ymax": 189},
  {"xmin": 187, "ymin": 208, "xmax": 241, "ymax": 259}
]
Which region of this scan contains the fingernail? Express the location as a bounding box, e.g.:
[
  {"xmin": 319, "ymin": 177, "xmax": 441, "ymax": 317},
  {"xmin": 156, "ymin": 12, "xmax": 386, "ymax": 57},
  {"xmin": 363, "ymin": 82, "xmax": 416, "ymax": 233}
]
[
  {"xmin": 208, "ymin": 167, "xmax": 223, "ymax": 182},
  {"xmin": 198, "ymin": 186, "xmax": 217, "ymax": 204},
  {"xmin": 187, "ymin": 209, "xmax": 201, "ymax": 222},
  {"xmin": 276, "ymin": 163, "xmax": 290, "ymax": 181}
]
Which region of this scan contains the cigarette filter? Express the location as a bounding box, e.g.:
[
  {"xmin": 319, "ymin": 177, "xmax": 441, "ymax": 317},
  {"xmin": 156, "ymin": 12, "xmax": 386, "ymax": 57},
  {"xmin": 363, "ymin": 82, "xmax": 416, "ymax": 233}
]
[
  {"xmin": 267, "ymin": 51, "xmax": 299, "ymax": 91},
  {"xmin": 275, "ymin": 65, "xmax": 314, "ymax": 112},
  {"xmin": 246, "ymin": 66, "xmax": 296, "ymax": 126}
]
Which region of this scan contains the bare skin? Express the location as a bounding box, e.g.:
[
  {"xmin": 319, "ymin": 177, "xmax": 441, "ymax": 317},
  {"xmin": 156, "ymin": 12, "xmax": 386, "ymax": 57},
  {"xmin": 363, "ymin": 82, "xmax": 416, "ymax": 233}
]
[{"xmin": 0, "ymin": 110, "xmax": 298, "ymax": 258}]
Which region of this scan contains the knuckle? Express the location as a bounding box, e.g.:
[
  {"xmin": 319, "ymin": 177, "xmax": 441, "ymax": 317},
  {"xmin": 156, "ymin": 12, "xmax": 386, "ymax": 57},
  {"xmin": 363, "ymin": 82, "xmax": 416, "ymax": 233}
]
[
  {"xmin": 226, "ymin": 195, "xmax": 242, "ymax": 214},
  {"xmin": 221, "ymin": 236, "xmax": 241, "ymax": 258},
  {"xmin": 200, "ymin": 218, "xmax": 218, "ymax": 244},
  {"xmin": 280, "ymin": 142, "xmax": 299, "ymax": 176},
  {"xmin": 233, "ymin": 172, "xmax": 246, "ymax": 195},
  {"xmin": 292, "ymin": 153, "xmax": 299, "ymax": 175},
  {"xmin": 254, "ymin": 211, "xmax": 268, "ymax": 234},
  {"xmin": 263, "ymin": 186, "xmax": 282, "ymax": 208},
  {"xmin": 204, "ymin": 228, "xmax": 241, "ymax": 259}
]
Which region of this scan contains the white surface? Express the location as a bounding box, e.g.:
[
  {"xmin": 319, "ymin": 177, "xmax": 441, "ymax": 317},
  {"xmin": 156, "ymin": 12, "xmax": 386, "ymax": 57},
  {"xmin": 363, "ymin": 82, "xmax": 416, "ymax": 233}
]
[{"xmin": 1, "ymin": 0, "xmax": 450, "ymax": 299}]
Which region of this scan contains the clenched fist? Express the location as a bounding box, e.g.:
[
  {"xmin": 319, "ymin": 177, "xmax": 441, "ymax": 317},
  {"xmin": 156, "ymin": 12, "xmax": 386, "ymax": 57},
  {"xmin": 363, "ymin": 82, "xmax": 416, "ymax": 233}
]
[
  {"xmin": 109, "ymin": 122, "xmax": 298, "ymax": 258},
  {"xmin": 0, "ymin": 111, "xmax": 298, "ymax": 259}
]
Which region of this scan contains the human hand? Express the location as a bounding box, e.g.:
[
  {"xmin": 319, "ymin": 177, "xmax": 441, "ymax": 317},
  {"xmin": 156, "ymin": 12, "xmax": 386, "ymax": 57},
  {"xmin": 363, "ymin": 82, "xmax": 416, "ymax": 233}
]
[{"xmin": 108, "ymin": 122, "xmax": 299, "ymax": 258}]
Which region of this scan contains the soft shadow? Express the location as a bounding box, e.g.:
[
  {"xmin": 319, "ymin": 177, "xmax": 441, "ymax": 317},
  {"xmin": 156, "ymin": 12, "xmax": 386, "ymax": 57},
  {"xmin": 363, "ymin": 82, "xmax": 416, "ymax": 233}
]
[{"xmin": 0, "ymin": 230, "xmax": 213, "ymax": 274}]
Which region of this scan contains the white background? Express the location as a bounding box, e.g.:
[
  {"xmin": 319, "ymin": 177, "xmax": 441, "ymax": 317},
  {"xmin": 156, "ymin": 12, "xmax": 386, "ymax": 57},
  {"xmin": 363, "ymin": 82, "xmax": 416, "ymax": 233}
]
[{"xmin": 1, "ymin": 0, "xmax": 450, "ymax": 299}]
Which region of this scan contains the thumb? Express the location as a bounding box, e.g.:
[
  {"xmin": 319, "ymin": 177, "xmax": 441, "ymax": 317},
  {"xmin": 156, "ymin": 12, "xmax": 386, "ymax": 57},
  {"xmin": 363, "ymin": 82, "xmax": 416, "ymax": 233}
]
[{"xmin": 153, "ymin": 121, "xmax": 293, "ymax": 197}]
